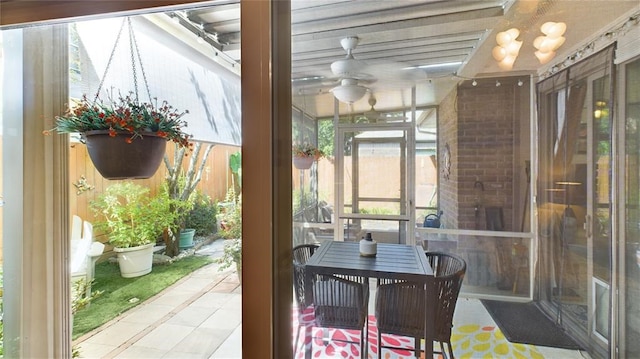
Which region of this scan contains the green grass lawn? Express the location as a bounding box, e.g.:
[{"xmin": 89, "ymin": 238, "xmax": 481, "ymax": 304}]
[{"xmin": 73, "ymin": 255, "xmax": 213, "ymax": 339}]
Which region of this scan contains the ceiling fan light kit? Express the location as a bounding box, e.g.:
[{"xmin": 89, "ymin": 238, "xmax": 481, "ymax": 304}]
[{"xmin": 331, "ymin": 78, "xmax": 368, "ymax": 104}]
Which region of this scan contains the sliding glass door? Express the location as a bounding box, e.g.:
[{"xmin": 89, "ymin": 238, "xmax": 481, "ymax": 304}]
[
  {"xmin": 621, "ymin": 56, "xmax": 640, "ymax": 358},
  {"xmin": 536, "ymin": 46, "xmax": 614, "ymax": 358}
]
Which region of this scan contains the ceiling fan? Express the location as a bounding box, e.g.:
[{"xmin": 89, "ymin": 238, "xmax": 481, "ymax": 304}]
[
  {"xmin": 293, "ymin": 36, "xmax": 426, "ymax": 104},
  {"xmin": 328, "ymin": 36, "xmax": 375, "ymax": 104}
]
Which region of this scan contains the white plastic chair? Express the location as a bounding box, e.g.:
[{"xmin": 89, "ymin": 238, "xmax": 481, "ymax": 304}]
[
  {"xmin": 70, "ymin": 219, "xmax": 105, "ymax": 297},
  {"xmin": 71, "ymin": 214, "xmax": 82, "ymax": 242}
]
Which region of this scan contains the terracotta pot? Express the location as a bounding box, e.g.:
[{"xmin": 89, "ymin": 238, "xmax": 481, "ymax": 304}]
[
  {"xmin": 293, "ymin": 156, "xmax": 314, "ymax": 170},
  {"xmin": 83, "ymin": 130, "xmax": 167, "ymax": 180}
]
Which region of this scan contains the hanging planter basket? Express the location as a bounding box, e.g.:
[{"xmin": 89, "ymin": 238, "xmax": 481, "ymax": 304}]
[
  {"xmin": 293, "ymin": 156, "xmax": 315, "ymax": 170},
  {"xmin": 45, "ymin": 18, "xmax": 191, "ymax": 180},
  {"xmin": 84, "ymin": 131, "xmax": 167, "ymax": 180}
]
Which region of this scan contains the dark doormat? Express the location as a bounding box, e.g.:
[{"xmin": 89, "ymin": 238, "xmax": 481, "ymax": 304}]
[{"xmin": 481, "ymin": 300, "xmax": 583, "ymax": 350}]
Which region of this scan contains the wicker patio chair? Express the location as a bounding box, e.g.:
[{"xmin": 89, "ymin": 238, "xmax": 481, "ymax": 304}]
[
  {"xmin": 292, "ymin": 244, "xmax": 320, "ymax": 355},
  {"xmin": 375, "ymin": 252, "xmax": 466, "ymax": 359},
  {"xmin": 312, "ymin": 273, "xmax": 370, "ymax": 359}
]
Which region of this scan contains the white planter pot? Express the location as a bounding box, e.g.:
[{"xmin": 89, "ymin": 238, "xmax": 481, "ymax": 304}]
[{"xmin": 114, "ymin": 243, "xmax": 154, "ymax": 278}]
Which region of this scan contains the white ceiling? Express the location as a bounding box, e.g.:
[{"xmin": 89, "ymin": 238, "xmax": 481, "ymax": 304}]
[{"xmin": 170, "ymin": 0, "xmax": 639, "ymax": 117}]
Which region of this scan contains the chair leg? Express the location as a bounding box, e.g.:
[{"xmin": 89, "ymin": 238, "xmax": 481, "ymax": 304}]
[
  {"xmin": 445, "ymin": 340, "xmax": 454, "ymax": 359},
  {"xmin": 361, "ymin": 328, "xmax": 365, "ymax": 359},
  {"xmin": 294, "ymin": 325, "xmax": 301, "ymax": 355},
  {"xmin": 414, "ymin": 337, "xmax": 420, "ymax": 358},
  {"xmin": 361, "ymin": 317, "xmax": 368, "ymax": 359},
  {"xmin": 377, "ymin": 327, "xmax": 382, "ymax": 359}
]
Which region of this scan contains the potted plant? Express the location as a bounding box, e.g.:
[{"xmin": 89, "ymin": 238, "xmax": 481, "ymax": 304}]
[
  {"xmin": 45, "ymin": 92, "xmax": 193, "ymax": 179},
  {"xmin": 91, "ymin": 182, "xmax": 177, "ymax": 278},
  {"xmin": 292, "ymin": 142, "xmax": 324, "ymax": 170}
]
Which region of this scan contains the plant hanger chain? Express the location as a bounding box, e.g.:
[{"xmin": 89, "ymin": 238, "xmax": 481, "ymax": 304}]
[{"xmin": 94, "ymin": 17, "xmax": 153, "ymax": 104}]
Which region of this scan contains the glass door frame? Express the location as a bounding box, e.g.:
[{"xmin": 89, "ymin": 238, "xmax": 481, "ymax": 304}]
[
  {"xmin": 585, "ymin": 68, "xmax": 613, "ymax": 351},
  {"xmin": 616, "ymin": 54, "xmax": 640, "ymax": 359}
]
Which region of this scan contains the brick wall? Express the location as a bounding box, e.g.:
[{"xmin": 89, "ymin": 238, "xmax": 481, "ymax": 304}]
[
  {"xmin": 439, "ymin": 77, "xmax": 530, "ymax": 231},
  {"xmin": 438, "ymin": 86, "xmax": 459, "ymax": 229}
]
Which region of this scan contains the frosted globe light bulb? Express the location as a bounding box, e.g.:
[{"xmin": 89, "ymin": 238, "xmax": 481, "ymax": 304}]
[
  {"xmin": 505, "ymin": 28, "xmax": 520, "ymax": 40},
  {"xmin": 496, "ymin": 31, "xmax": 512, "ymax": 46},
  {"xmin": 541, "ymin": 22, "xmax": 566, "ymax": 38},
  {"xmin": 535, "ymin": 50, "xmax": 556, "ymax": 64},
  {"xmin": 492, "ymin": 46, "xmax": 507, "ymax": 61},
  {"xmin": 506, "ymin": 40, "xmax": 523, "ymax": 56},
  {"xmin": 550, "ymin": 36, "xmax": 566, "ymax": 51},
  {"xmin": 498, "ymin": 55, "xmax": 516, "ymax": 70}
]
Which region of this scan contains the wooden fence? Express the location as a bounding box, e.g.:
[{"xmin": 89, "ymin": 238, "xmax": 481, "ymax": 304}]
[{"xmin": 70, "ymin": 141, "xmax": 240, "ymax": 236}]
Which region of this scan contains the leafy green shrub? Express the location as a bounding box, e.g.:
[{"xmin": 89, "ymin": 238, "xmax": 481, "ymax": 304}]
[
  {"xmin": 91, "ymin": 182, "xmax": 187, "ymax": 248},
  {"xmin": 216, "ymin": 238, "xmax": 241, "ymax": 270},
  {"xmin": 219, "ymin": 187, "xmax": 242, "ymax": 239},
  {"xmin": 359, "ymin": 207, "xmax": 394, "ymax": 215},
  {"xmin": 185, "ymin": 192, "xmax": 218, "ymax": 236}
]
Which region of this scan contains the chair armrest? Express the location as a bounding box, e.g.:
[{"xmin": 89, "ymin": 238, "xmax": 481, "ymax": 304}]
[{"xmin": 88, "ymin": 242, "xmax": 105, "ymax": 258}]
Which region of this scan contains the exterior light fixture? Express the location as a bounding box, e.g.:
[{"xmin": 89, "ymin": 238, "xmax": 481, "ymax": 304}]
[
  {"xmin": 496, "ymin": 80, "xmax": 501, "ymax": 87},
  {"xmin": 594, "ymin": 100, "xmax": 608, "ymax": 119},
  {"xmin": 472, "ymin": 80, "xmax": 478, "ymax": 86},
  {"xmin": 518, "ymin": 79, "xmax": 524, "ymax": 87},
  {"xmin": 534, "ymin": 22, "xmax": 567, "ymax": 64},
  {"xmin": 492, "ymin": 28, "xmax": 522, "ymax": 70}
]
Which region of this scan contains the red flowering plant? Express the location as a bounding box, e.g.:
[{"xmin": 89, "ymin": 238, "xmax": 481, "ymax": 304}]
[
  {"xmin": 292, "ymin": 142, "xmax": 324, "ymax": 159},
  {"xmin": 45, "ymin": 92, "xmax": 192, "ymax": 148}
]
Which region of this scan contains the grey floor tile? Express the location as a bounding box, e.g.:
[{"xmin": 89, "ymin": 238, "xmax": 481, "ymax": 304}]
[
  {"xmin": 200, "ymin": 308, "xmax": 241, "ymax": 330},
  {"xmin": 190, "ymin": 292, "xmax": 235, "ymax": 309},
  {"xmin": 167, "ymin": 305, "xmax": 219, "ymax": 327},
  {"xmin": 121, "ymin": 303, "xmax": 174, "ymax": 325},
  {"xmin": 83, "ymin": 321, "xmax": 150, "ymax": 346},
  {"xmin": 76, "ymin": 342, "xmax": 117, "ymax": 359},
  {"xmin": 134, "ymin": 323, "xmax": 195, "ymax": 351},
  {"xmin": 172, "ymin": 277, "xmax": 219, "ymax": 293},
  {"xmin": 209, "ymin": 325, "xmax": 241, "ymax": 359},
  {"xmin": 115, "ymin": 345, "xmax": 169, "ymax": 358},
  {"xmin": 162, "ymin": 351, "xmax": 211, "ymax": 359},
  {"xmin": 170, "ymin": 327, "xmax": 230, "ymax": 356},
  {"xmin": 152, "ymin": 291, "xmax": 199, "ymax": 307}
]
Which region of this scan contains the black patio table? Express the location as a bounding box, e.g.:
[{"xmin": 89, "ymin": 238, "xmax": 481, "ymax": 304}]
[{"xmin": 304, "ymin": 240, "xmax": 435, "ymax": 358}]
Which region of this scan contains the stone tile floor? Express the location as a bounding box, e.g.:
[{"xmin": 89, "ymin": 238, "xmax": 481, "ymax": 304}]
[
  {"xmin": 75, "ymin": 240, "xmax": 242, "ymax": 359},
  {"xmin": 75, "ymin": 240, "xmax": 587, "ymax": 358}
]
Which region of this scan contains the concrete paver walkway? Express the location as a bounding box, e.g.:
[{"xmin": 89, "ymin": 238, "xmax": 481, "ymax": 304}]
[{"xmin": 75, "ymin": 240, "xmax": 243, "ymax": 359}]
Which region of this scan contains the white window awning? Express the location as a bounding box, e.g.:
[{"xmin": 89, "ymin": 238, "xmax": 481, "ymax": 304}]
[{"xmin": 73, "ymin": 16, "xmax": 241, "ymax": 146}]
